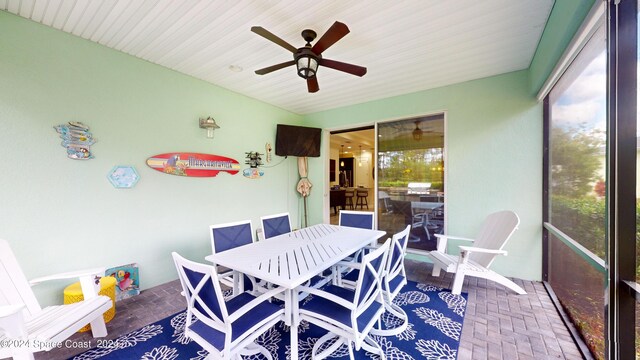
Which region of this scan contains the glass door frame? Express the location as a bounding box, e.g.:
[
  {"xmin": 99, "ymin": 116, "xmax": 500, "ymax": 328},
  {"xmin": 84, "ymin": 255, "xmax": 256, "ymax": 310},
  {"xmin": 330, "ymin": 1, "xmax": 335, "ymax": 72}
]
[
  {"xmin": 322, "ymin": 111, "xmax": 449, "ymax": 248},
  {"xmin": 374, "ymin": 111, "xmax": 448, "ymax": 253}
]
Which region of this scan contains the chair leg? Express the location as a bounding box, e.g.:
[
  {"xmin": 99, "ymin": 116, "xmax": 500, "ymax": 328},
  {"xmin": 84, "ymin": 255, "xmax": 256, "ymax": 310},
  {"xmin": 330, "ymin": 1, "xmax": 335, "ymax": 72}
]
[
  {"xmin": 89, "ymin": 316, "xmax": 108, "ymax": 338},
  {"xmin": 451, "ymin": 269, "xmax": 466, "ymax": 295},
  {"xmin": 348, "ymin": 341, "xmax": 355, "ymax": 360},
  {"xmin": 361, "ymin": 335, "xmax": 385, "ymax": 359},
  {"xmin": 431, "ymin": 263, "xmax": 442, "ymax": 277},
  {"xmin": 370, "ymin": 301, "xmax": 408, "ymax": 336},
  {"xmin": 312, "ymin": 333, "xmax": 346, "ymax": 360},
  {"xmin": 486, "ymin": 271, "xmax": 527, "ymax": 295},
  {"xmin": 240, "ymin": 343, "xmax": 273, "ymax": 360}
]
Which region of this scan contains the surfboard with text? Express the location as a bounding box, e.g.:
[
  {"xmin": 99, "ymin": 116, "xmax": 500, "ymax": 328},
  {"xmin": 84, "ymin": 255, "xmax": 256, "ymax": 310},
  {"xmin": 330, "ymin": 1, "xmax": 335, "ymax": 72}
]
[{"xmin": 146, "ymin": 152, "xmax": 240, "ymax": 177}]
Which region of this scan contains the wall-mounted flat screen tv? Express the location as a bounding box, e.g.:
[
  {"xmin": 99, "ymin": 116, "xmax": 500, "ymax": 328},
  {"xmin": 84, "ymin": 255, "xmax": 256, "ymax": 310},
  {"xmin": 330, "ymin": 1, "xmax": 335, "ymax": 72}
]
[{"xmin": 275, "ymin": 124, "xmax": 321, "ymax": 157}]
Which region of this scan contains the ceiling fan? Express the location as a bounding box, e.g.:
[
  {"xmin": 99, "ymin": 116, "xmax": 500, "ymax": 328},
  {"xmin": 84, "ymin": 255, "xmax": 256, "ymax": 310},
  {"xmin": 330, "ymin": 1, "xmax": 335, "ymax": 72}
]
[{"xmin": 251, "ymin": 21, "xmax": 367, "ymax": 93}]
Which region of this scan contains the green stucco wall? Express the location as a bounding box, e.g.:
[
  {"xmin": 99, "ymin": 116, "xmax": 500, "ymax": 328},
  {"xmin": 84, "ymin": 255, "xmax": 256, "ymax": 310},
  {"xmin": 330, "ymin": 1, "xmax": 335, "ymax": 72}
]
[
  {"xmin": 0, "ymin": 11, "xmax": 303, "ymax": 306},
  {"xmin": 303, "ymin": 70, "xmax": 543, "ymax": 281}
]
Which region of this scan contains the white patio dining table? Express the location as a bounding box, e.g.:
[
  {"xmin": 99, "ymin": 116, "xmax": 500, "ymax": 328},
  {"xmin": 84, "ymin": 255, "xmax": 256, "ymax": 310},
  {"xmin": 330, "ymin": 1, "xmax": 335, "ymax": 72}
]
[{"xmin": 205, "ymin": 223, "xmax": 385, "ymax": 359}]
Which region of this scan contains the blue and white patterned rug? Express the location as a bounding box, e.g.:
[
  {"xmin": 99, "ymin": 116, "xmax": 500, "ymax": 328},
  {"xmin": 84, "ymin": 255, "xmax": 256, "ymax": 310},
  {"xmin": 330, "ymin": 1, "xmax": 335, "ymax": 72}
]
[{"xmin": 71, "ymin": 281, "xmax": 467, "ymax": 360}]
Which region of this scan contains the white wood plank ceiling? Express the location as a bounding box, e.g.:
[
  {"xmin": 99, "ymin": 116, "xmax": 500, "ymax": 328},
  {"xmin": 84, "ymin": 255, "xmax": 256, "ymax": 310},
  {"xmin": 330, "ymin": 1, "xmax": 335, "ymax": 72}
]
[{"xmin": 2, "ymin": 0, "xmax": 553, "ymax": 115}]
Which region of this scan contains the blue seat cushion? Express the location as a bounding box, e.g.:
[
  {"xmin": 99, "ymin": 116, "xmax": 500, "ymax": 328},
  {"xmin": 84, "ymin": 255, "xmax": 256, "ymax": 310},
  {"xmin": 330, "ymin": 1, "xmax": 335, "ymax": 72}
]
[
  {"xmin": 342, "ymin": 268, "xmax": 359, "ymax": 282},
  {"xmin": 308, "ymin": 274, "xmax": 329, "ymax": 287},
  {"xmin": 188, "ymin": 292, "xmax": 281, "ymax": 352},
  {"xmin": 301, "ymin": 285, "xmax": 383, "ymax": 332}
]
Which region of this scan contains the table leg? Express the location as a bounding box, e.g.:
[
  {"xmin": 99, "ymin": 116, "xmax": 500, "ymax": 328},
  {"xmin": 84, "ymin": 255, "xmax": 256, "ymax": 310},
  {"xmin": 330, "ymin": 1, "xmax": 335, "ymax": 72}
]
[
  {"xmin": 232, "ymin": 271, "xmax": 245, "ymax": 296},
  {"xmin": 284, "ymin": 289, "xmax": 292, "ymax": 326},
  {"xmin": 290, "ymin": 288, "xmax": 299, "ymax": 360}
]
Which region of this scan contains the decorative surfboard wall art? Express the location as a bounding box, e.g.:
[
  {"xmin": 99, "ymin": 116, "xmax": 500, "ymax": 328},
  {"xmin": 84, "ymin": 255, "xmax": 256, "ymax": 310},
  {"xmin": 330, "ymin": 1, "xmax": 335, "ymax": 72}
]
[
  {"xmin": 53, "ymin": 121, "xmax": 96, "ymax": 160},
  {"xmin": 146, "ymin": 152, "xmax": 240, "ymax": 177},
  {"xmin": 243, "ymin": 151, "xmax": 264, "ymax": 179}
]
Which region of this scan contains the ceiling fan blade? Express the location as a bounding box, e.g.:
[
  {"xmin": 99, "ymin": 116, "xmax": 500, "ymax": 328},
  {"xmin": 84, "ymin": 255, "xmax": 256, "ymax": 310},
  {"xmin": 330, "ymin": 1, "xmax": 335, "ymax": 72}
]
[
  {"xmin": 311, "ymin": 21, "xmax": 350, "ymax": 55},
  {"xmin": 307, "ymin": 77, "xmax": 319, "ymax": 93},
  {"xmin": 319, "ymin": 58, "xmax": 367, "ymax": 77},
  {"xmin": 251, "ymin": 26, "xmax": 297, "ymax": 53},
  {"xmin": 255, "ymin": 60, "xmax": 296, "ymax": 75}
]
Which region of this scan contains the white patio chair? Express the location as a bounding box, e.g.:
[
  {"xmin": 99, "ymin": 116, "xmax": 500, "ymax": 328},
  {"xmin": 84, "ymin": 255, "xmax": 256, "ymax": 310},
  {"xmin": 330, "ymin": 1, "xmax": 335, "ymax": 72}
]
[
  {"xmin": 172, "ymin": 252, "xmax": 285, "ymax": 360},
  {"xmin": 209, "ymin": 220, "xmax": 262, "ymax": 294},
  {"xmin": 260, "ymin": 212, "xmax": 292, "ymax": 240},
  {"xmin": 0, "ymin": 239, "xmax": 112, "ymax": 360},
  {"xmin": 427, "ymin": 210, "xmax": 526, "ymax": 295},
  {"xmin": 332, "ymin": 210, "xmax": 377, "ymax": 286},
  {"xmin": 297, "ymin": 239, "xmax": 390, "ymax": 360},
  {"xmin": 337, "ymin": 225, "xmax": 412, "ymax": 336}
]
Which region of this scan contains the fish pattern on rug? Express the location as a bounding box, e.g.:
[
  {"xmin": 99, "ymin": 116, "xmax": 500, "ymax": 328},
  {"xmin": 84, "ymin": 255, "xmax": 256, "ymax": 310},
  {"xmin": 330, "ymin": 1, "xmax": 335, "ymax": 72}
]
[{"xmin": 71, "ymin": 281, "xmax": 467, "ymax": 360}]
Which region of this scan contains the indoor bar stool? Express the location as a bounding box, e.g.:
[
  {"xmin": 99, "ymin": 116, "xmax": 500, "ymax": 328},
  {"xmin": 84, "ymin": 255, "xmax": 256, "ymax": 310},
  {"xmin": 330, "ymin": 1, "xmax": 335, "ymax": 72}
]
[
  {"xmin": 356, "ymin": 189, "xmax": 369, "ymax": 209},
  {"xmin": 345, "ymin": 188, "xmax": 355, "ymax": 210}
]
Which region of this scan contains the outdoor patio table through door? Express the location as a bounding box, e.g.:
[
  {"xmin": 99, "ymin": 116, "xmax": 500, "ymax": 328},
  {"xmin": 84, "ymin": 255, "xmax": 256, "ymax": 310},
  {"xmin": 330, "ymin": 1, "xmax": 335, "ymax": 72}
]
[{"xmin": 205, "ymin": 223, "xmax": 385, "ymax": 359}]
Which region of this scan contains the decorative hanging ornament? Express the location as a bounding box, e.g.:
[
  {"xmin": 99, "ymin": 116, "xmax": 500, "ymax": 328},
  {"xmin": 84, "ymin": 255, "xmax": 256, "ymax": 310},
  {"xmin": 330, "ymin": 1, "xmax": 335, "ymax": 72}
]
[{"xmin": 243, "ymin": 151, "xmax": 265, "ymax": 179}]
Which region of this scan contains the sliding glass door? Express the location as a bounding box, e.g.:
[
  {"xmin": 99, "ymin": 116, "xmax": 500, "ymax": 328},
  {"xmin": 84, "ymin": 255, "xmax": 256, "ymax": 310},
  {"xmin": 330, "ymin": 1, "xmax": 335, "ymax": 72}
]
[{"xmin": 376, "ymin": 114, "xmax": 445, "ymax": 251}]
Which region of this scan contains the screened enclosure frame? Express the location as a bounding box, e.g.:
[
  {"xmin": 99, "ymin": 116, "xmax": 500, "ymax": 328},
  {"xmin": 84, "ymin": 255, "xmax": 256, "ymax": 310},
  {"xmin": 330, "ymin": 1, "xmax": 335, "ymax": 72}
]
[{"xmin": 541, "ymin": 1, "xmax": 638, "ymax": 359}]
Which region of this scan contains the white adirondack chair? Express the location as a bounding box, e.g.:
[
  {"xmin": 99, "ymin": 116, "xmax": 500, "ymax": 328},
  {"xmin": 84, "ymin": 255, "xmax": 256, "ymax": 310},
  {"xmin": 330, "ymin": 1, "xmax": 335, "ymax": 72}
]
[
  {"xmin": 0, "ymin": 239, "xmax": 112, "ymax": 360},
  {"xmin": 427, "ymin": 210, "xmax": 526, "ymax": 295}
]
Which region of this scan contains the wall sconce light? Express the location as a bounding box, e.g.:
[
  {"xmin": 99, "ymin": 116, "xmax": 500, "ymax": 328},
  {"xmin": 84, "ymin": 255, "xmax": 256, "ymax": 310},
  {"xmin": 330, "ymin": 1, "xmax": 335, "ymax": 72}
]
[{"xmin": 199, "ymin": 117, "xmax": 220, "ymax": 139}]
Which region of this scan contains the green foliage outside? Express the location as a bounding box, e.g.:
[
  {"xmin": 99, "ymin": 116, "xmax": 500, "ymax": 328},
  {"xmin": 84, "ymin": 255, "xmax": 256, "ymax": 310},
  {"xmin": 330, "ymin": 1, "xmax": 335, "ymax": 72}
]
[
  {"xmin": 550, "ymin": 125, "xmax": 604, "ymax": 198},
  {"xmin": 378, "ymin": 149, "xmax": 444, "ymax": 190},
  {"xmin": 378, "ymin": 180, "xmax": 444, "ymax": 190},
  {"xmin": 548, "ymin": 124, "xmax": 640, "ymax": 359},
  {"xmin": 550, "ymin": 195, "xmax": 606, "ymax": 258}
]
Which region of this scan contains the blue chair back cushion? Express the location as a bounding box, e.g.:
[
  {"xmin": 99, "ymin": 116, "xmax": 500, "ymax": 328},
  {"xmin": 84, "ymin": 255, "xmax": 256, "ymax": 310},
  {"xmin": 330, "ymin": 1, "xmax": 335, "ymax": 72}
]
[
  {"xmin": 357, "ymin": 250, "xmax": 386, "ymax": 305},
  {"xmin": 388, "ymin": 244, "xmax": 403, "ymax": 274},
  {"xmin": 387, "ymin": 273, "xmax": 407, "ymax": 294},
  {"xmin": 341, "ymin": 213, "xmax": 373, "ymax": 230},
  {"xmin": 263, "ymin": 215, "xmax": 291, "ymax": 239},
  {"xmin": 183, "ymin": 267, "xmax": 223, "ymax": 321},
  {"xmin": 212, "ymin": 223, "xmax": 252, "ymax": 253}
]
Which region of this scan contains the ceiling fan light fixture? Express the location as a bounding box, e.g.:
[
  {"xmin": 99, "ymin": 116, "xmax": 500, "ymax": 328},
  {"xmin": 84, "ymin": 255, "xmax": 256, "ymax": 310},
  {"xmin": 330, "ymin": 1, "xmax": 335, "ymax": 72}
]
[
  {"xmin": 412, "ymin": 121, "xmax": 423, "ymax": 141},
  {"xmin": 295, "ymin": 49, "xmax": 319, "ymax": 79}
]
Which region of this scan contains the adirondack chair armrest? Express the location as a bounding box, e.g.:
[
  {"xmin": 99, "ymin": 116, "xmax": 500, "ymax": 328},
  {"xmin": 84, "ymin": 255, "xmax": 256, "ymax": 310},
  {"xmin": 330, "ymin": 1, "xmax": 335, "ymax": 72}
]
[
  {"xmin": 434, "ymin": 234, "xmax": 475, "ymax": 252},
  {"xmin": 0, "ymin": 304, "xmax": 24, "ymax": 318},
  {"xmin": 458, "ymin": 245, "xmax": 507, "ymax": 256},
  {"xmin": 29, "ymin": 267, "xmax": 105, "ymax": 286},
  {"xmin": 0, "ymin": 304, "xmax": 26, "ymax": 338}
]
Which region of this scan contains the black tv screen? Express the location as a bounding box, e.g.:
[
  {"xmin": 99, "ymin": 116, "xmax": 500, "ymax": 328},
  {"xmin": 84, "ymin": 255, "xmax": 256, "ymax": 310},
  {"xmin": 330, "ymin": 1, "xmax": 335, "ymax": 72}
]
[{"xmin": 275, "ymin": 124, "xmax": 321, "ymax": 157}]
